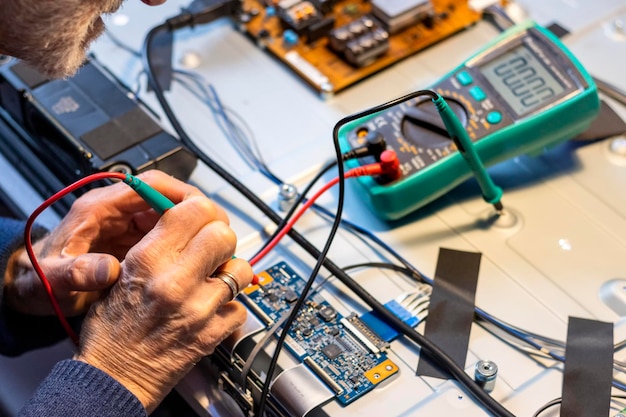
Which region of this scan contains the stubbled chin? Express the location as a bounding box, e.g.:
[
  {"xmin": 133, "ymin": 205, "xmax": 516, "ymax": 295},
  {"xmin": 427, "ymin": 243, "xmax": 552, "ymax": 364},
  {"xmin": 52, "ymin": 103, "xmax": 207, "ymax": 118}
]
[
  {"xmin": 32, "ymin": 16, "xmax": 106, "ymax": 78},
  {"xmin": 1, "ymin": 6, "xmax": 115, "ymax": 79},
  {"xmin": 83, "ymin": 16, "xmax": 105, "ymax": 49}
]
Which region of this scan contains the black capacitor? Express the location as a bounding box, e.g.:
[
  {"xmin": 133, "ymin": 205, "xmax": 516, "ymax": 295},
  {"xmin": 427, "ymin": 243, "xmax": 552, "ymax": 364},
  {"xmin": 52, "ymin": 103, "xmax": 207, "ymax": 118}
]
[
  {"xmin": 328, "ymin": 16, "xmax": 376, "ymax": 53},
  {"xmin": 344, "ymin": 27, "xmax": 390, "ymax": 67},
  {"xmin": 306, "ymin": 17, "xmax": 336, "ymax": 43},
  {"xmin": 318, "ymin": 305, "xmax": 337, "ymax": 322},
  {"xmin": 311, "ymin": 0, "xmax": 336, "ymax": 14}
]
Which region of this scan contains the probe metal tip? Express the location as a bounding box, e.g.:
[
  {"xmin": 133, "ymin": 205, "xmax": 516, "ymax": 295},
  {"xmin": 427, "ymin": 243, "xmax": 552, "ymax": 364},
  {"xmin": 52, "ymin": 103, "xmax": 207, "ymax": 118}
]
[{"xmin": 493, "ymin": 201, "xmax": 504, "ymax": 214}]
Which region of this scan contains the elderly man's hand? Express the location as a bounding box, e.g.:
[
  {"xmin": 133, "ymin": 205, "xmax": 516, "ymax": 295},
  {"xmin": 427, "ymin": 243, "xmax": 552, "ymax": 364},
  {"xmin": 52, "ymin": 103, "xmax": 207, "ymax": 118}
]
[
  {"xmin": 73, "ymin": 180, "xmax": 253, "ymax": 412},
  {"xmin": 3, "ymin": 171, "xmax": 207, "ymax": 316}
]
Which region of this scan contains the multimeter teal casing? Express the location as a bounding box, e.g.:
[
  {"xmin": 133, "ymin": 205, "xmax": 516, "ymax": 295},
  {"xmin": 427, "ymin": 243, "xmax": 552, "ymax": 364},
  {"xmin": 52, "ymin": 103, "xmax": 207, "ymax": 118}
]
[{"xmin": 339, "ymin": 21, "xmax": 600, "ymax": 220}]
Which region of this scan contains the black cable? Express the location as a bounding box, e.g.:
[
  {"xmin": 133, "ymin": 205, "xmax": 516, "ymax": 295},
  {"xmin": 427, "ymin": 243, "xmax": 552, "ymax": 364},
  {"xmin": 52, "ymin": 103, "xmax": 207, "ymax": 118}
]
[
  {"xmin": 142, "ymin": 21, "xmax": 516, "ymax": 417},
  {"xmin": 252, "ymin": 135, "xmax": 387, "ymax": 260},
  {"xmin": 340, "ymin": 262, "xmax": 423, "ymax": 282},
  {"xmin": 593, "ymin": 76, "xmax": 626, "ymax": 107},
  {"xmin": 250, "ymin": 159, "xmax": 337, "ymax": 260},
  {"xmin": 531, "ymin": 397, "xmax": 561, "ymax": 417},
  {"xmin": 532, "ymin": 395, "xmax": 626, "ymax": 417},
  {"xmin": 143, "ymin": 23, "xmax": 347, "ymax": 417},
  {"xmin": 235, "ymin": 9, "xmax": 626, "ymax": 410},
  {"xmin": 254, "ymin": 202, "xmax": 344, "ymax": 416}
]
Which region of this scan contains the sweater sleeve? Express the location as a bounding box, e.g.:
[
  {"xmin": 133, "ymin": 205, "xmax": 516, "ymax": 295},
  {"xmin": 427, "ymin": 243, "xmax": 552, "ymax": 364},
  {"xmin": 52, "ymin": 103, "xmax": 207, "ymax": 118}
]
[
  {"xmin": 17, "ymin": 359, "xmax": 147, "ymax": 417},
  {"xmin": 0, "ymin": 217, "xmax": 80, "ymax": 356}
]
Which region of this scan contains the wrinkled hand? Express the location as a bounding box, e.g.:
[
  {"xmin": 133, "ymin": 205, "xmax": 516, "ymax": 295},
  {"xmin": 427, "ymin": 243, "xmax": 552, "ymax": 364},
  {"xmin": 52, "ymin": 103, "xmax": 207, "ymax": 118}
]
[
  {"xmin": 4, "ymin": 171, "xmax": 191, "ymax": 316},
  {"xmin": 73, "ymin": 183, "xmax": 253, "ymax": 412}
]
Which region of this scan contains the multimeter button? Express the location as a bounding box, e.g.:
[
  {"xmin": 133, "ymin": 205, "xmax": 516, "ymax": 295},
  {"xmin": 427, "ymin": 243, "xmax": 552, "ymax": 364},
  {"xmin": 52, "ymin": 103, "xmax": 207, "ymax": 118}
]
[
  {"xmin": 469, "ymin": 86, "xmax": 487, "ymax": 101},
  {"xmin": 486, "ymin": 111, "xmax": 502, "ymax": 124},
  {"xmin": 456, "ymin": 71, "xmax": 473, "ymax": 86}
]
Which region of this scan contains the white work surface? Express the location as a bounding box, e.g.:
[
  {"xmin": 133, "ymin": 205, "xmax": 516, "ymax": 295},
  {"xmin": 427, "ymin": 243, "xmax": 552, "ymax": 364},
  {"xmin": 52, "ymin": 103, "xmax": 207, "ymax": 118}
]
[{"xmin": 1, "ymin": 0, "xmax": 626, "ymax": 416}]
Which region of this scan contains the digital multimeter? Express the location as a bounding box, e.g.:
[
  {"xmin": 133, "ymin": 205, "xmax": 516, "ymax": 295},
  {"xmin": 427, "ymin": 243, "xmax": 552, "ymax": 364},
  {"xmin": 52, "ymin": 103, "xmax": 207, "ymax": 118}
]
[{"xmin": 339, "ymin": 21, "xmax": 600, "ymax": 220}]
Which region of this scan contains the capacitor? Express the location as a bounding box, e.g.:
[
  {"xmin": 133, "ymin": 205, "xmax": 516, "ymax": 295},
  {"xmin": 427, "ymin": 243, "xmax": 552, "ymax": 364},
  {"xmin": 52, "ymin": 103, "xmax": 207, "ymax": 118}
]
[
  {"xmin": 265, "ymin": 6, "xmax": 276, "ymax": 17},
  {"xmin": 283, "ymin": 29, "xmax": 299, "ymax": 47},
  {"xmin": 474, "ymin": 360, "xmax": 498, "ymax": 392}
]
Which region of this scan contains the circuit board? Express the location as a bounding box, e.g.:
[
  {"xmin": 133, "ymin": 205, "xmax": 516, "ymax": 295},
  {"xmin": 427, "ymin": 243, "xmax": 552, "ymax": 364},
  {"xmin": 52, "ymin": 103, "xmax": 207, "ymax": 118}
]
[
  {"xmin": 240, "ymin": 261, "xmax": 398, "ymax": 405},
  {"xmin": 239, "ymin": 0, "xmax": 490, "ymax": 94}
]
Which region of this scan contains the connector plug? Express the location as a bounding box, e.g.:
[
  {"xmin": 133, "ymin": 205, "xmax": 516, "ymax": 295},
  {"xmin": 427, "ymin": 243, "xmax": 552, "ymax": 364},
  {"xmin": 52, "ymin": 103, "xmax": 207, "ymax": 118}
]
[
  {"xmin": 342, "ymin": 131, "xmax": 388, "ymax": 161},
  {"xmin": 348, "ymin": 150, "xmax": 400, "ymax": 181},
  {"xmin": 166, "ymin": 0, "xmax": 240, "ymax": 29}
]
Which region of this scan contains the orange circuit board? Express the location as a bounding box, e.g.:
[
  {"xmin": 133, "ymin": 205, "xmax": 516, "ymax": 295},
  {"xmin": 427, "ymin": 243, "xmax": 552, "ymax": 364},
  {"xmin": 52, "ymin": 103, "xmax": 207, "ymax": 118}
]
[{"xmin": 239, "ymin": 0, "xmax": 495, "ymax": 95}]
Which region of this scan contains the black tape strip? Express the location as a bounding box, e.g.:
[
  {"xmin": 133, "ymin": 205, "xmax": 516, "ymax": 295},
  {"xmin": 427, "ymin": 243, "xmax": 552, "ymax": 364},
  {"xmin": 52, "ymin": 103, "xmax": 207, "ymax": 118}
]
[
  {"xmin": 546, "ymin": 22, "xmax": 570, "ymax": 39},
  {"xmin": 416, "ymin": 248, "xmax": 481, "ymax": 379},
  {"xmin": 561, "ymin": 317, "xmax": 613, "ymax": 417}
]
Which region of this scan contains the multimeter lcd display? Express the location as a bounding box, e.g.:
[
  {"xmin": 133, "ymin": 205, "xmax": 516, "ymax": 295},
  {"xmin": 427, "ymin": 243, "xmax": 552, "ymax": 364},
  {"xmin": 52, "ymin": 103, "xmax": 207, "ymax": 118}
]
[{"xmin": 480, "ymin": 44, "xmax": 565, "ymax": 116}]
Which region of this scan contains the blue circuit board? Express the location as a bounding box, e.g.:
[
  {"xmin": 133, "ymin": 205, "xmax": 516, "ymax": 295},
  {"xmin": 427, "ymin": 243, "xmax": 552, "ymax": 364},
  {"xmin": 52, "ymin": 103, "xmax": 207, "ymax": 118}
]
[{"xmin": 240, "ymin": 261, "xmax": 398, "ymax": 406}]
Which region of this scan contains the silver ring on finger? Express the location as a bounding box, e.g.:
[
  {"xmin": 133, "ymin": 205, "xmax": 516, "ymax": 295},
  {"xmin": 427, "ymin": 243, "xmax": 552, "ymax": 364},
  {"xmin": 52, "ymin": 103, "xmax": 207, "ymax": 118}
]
[{"xmin": 209, "ymin": 271, "xmax": 240, "ymax": 301}]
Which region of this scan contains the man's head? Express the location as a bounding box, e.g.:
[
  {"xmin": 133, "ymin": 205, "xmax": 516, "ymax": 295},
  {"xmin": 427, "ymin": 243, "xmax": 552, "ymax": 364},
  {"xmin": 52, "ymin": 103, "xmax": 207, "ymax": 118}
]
[{"xmin": 0, "ymin": 0, "xmax": 164, "ymax": 79}]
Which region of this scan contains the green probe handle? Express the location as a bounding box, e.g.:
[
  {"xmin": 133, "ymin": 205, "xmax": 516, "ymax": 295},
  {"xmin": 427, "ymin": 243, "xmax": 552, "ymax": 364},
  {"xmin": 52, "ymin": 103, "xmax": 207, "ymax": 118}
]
[
  {"xmin": 121, "ymin": 175, "xmax": 254, "ymax": 282},
  {"xmin": 432, "ymin": 96, "xmax": 503, "ymax": 207},
  {"xmin": 123, "ymin": 174, "xmax": 175, "ymax": 215}
]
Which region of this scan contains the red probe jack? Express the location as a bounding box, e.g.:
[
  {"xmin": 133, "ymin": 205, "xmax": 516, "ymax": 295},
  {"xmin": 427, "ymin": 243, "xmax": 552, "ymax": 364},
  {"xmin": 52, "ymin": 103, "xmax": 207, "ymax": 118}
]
[
  {"xmin": 249, "ymin": 150, "xmax": 401, "ymax": 271},
  {"xmin": 348, "ymin": 150, "xmax": 401, "ymax": 181}
]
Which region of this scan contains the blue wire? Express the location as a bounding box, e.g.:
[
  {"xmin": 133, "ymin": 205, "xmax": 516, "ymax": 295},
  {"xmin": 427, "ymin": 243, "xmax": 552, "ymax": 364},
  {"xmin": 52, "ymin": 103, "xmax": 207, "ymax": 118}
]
[{"xmin": 173, "ymin": 69, "xmax": 282, "ymax": 184}]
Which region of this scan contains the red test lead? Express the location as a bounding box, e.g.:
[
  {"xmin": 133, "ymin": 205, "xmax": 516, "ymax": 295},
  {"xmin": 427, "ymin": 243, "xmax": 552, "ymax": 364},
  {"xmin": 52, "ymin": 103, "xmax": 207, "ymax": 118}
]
[{"xmin": 249, "ymin": 151, "xmax": 400, "ymax": 267}]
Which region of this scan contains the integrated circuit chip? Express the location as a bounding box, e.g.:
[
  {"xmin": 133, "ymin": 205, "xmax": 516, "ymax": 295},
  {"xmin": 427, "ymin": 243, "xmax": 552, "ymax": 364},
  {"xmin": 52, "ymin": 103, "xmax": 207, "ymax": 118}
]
[{"xmin": 322, "ymin": 343, "xmax": 343, "ymax": 360}]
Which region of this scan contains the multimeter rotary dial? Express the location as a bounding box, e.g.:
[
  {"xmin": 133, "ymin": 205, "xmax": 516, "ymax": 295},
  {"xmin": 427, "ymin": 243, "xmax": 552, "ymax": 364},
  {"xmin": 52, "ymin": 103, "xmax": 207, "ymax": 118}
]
[
  {"xmin": 348, "ymin": 97, "xmax": 468, "ymax": 182},
  {"xmin": 401, "ymin": 98, "xmax": 468, "ymax": 149}
]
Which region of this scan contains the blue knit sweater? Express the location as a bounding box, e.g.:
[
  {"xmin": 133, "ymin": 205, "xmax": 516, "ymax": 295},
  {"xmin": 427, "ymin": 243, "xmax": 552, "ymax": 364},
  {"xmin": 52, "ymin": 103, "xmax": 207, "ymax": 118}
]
[{"xmin": 0, "ymin": 217, "xmax": 146, "ymax": 416}]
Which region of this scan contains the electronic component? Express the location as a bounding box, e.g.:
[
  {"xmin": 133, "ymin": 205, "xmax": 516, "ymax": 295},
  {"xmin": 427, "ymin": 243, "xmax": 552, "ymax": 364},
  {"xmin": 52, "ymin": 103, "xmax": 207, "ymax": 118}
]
[
  {"xmin": 306, "ymin": 17, "xmax": 335, "ymax": 43},
  {"xmin": 340, "ymin": 313, "xmax": 389, "ymax": 354},
  {"xmin": 474, "ymin": 360, "xmax": 498, "ymax": 392},
  {"xmin": 0, "ymin": 58, "xmax": 196, "ymax": 198},
  {"xmin": 277, "ymin": 1, "xmax": 321, "ymax": 35},
  {"xmin": 321, "ymin": 342, "xmax": 343, "ymax": 360},
  {"xmin": 343, "ymin": 27, "xmax": 390, "ymax": 67},
  {"xmin": 371, "ymin": 0, "xmax": 433, "ymax": 34},
  {"xmin": 318, "ymin": 304, "xmax": 337, "ymax": 321},
  {"xmin": 240, "ymin": 0, "xmax": 490, "ymax": 94},
  {"xmin": 311, "ymin": 0, "xmax": 336, "ymax": 14},
  {"xmin": 340, "ymin": 21, "xmax": 600, "ymax": 219},
  {"xmin": 358, "ymin": 285, "xmax": 432, "ymax": 345},
  {"xmin": 359, "ymin": 311, "xmax": 399, "ymax": 343},
  {"xmin": 239, "ymin": 261, "xmax": 398, "ymax": 407},
  {"xmin": 329, "ymin": 17, "xmax": 390, "ymax": 67},
  {"xmin": 277, "ymin": 183, "xmax": 298, "ymax": 211},
  {"xmin": 328, "ymin": 16, "xmax": 378, "ymax": 53}
]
